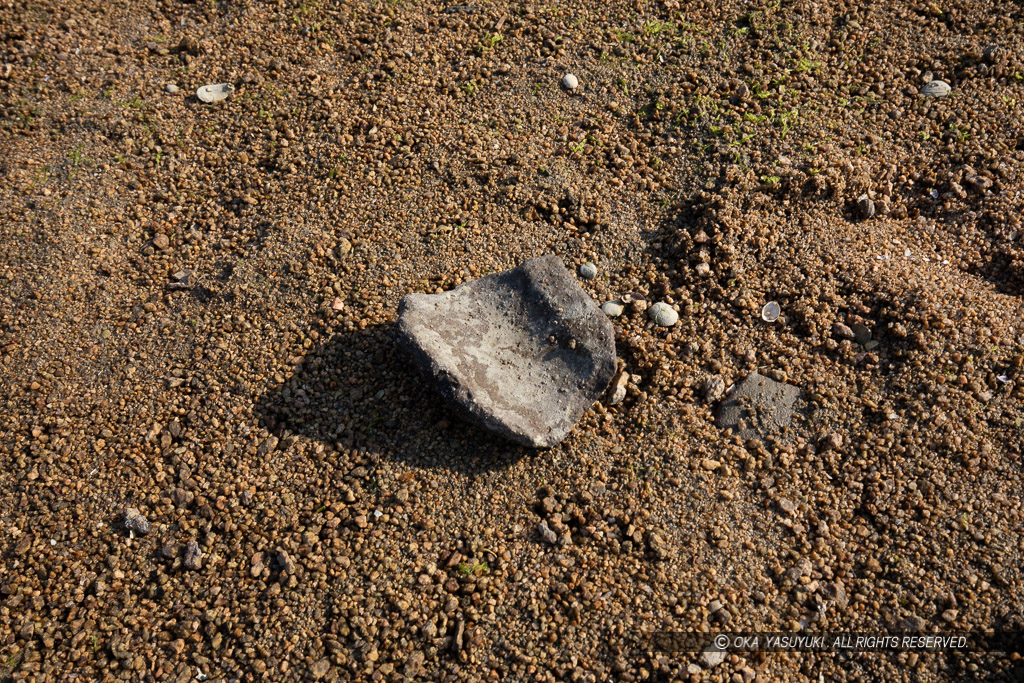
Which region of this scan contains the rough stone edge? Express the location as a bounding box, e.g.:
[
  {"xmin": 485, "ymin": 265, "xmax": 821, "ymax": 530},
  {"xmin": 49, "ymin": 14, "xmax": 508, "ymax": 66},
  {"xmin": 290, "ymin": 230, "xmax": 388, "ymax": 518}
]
[{"xmin": 395, "ymin": 256, "xmax": 617, "ymax": 448}]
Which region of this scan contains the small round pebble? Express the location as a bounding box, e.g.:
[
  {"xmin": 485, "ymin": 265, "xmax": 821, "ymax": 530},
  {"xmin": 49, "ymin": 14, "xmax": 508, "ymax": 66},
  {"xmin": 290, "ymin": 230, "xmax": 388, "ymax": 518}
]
[
  {"xmin": 601, "ymin": 301, "xmax": 624, "ymax": 317},
  {"xmin": 647, "ymin": 302, "xmax": 678, "ymax": 327},
  {"xmin": 196, "ymin": 82, "xmax": 235, "ymax": 103},
  {"xmin": 920, "ymin": 80, "xmax": 951, "ymax": 98},
  {"xmin": 578, "ymin": 262, "xmax": 597, "ymax": 280},
  {"xmin": 562, "ymin": 73, "xmax": 579, "ymax": 91},
  {"xmin": 165, "ymin": 84, "xmax": 179, "ymax": 94},
  {"xmin": 761, "ymin": 301, "xmax": 781, "ymax": 322}
]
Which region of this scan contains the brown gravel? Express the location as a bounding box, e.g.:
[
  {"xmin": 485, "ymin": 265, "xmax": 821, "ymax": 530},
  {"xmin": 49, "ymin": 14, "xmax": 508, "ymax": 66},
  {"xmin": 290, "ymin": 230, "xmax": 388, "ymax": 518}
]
[{"xmin": 2, "ymin": 0, "xmax": 1024, "ymax": 681}]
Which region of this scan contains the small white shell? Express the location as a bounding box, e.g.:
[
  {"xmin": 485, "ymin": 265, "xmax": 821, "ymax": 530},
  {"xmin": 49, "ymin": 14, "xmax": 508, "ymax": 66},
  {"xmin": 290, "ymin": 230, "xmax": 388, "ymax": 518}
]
[
  {"xmin": 920, "ymin": 80, "xmax": 951, "ymax": 98},
  {"xmin": 196, "ymin": 82, "xmax": 235, "ymax": 103},
  {"xmin": 761, "ymin": 301, "xmax": 781, "ymax": 322},
  {"xmin": 647, "ymin": 302, "xmax": 678, "ymax": 327}
]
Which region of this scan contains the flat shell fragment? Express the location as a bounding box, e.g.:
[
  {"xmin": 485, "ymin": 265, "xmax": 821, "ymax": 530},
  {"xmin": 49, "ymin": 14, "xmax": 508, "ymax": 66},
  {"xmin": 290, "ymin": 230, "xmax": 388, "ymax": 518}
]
[
  {"xmin": 920, "ymin": 80, "xmax": 951, "ymax": 98},
  {"xmin": 397, "ymin": 255, "xmax": 617, "ymax": 448},
  {"xmin": 761, "ymin": 301, "xmax": 780, "ymax": 322},
  {"xmin": 196, "ymin": 82, "xmax": 234, "ymax": 103}
]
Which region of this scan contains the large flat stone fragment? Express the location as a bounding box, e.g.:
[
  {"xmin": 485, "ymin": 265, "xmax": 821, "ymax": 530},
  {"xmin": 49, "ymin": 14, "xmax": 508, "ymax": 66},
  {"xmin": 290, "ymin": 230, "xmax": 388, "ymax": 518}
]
[
  {"xmin": 716, "ymin": 373, "xmax": 801, "ymax": 442},
  {"xmin": 397, "ymin": 255, "xmax": 617, "ymax": 448}
]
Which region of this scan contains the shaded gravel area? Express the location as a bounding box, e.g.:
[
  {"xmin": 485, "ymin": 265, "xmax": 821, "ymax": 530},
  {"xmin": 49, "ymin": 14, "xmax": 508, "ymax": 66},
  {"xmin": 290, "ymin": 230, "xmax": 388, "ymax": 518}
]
[{"xmin": 2, "ymin": 0, "xmax": 1024, "ymax": 680}]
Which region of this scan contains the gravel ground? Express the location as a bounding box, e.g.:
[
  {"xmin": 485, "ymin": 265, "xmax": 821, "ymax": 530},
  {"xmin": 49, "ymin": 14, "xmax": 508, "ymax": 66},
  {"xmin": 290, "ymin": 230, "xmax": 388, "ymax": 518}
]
[{"xmin": 2, "ymin": 0, "xmax": 1024, "ymax": 681}]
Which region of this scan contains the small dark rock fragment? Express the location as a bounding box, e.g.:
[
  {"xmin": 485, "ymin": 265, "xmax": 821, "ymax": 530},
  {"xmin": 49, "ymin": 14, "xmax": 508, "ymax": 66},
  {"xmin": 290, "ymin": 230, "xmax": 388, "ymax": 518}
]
[
  {"xmin": 177, "ymin": 36, "xmax": 199, "ymax": 55},
  {"xmin": 184, "ymin": 539, "xmax": 202, "ymax": 570},
  {"xmin": 123, "ymin": 507, "xmax": 150, "ymax": 536},
  {"xmin": 167, "ymin": 270, "xmax": 191, "ymax": 291},
  {"xmin": 537, "ymin": 521, "xmax": 558, "ymax": 545},
  {"xmin": 850, "ymin": 323, "xmax": 872, "ymax": 345},
  {"xmin": 856, "ymin": 194, "xmax": 875, "ymax": 220},
  {"xmin": 451, "ymin": 618, "xmax": 465, "ymax": 652}
]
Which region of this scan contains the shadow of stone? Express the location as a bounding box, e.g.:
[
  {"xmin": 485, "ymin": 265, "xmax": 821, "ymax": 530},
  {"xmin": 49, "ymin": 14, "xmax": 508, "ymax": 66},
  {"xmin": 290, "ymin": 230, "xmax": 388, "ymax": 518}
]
[{"xmin": 254, "ymin": 322, "xmax": 529, "ymax": 476}]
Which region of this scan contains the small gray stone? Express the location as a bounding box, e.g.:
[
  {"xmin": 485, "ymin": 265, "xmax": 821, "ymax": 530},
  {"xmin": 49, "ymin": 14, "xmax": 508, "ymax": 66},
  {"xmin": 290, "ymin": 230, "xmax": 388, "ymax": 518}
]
[
  {"xmin": 850, "ymin": 323, "xmax": 872, "ymax": 345},
  {"xmin": 196, "ymin": 82, "xmax": 234, "ymax": 103},
  {"xmin": 920, "ymin": 80, "xmax": 951, "ymax": 98},
  {"xmin": 123, "ymin": 508, "xmax": 150, "ymax": 536},
  {"xmin": 184, "ymin": 539, "xmax": 202, "ymax": 570},
  {"xmin": 647, "ymin": 302, "xmax": 678, "ymax": 327},
  {"xmin": 694, "ymin": 262, "xmax": 711, "ymax": 277},
  {"xmin": 538, "ymin": 521, "xmax": 558, "ymax": 545},
  {"xmin": 165, "ymin": 84, "xmax": 179, "ymax": 94},
  {"xmin": 397, "ymin": 255, "xmax": 617, "ymax": 448},
  {"xmin": 701, "ymin": 648, "xmax": 726, "ymax": 668},
  {"xmin": 562, "ymin": 73, "xmax": 579, "ymax": 90},
  {"xmin": 715, "ymin": 372, "xmax": 801, "ymax": 442},
  {"xmin": 578, "ymin": 262, "xmax": 597, "ymax": 280},
  {"xmin": 856, "ymin": 194, "xmax": 875, "ymax": 219},
  {"xmin": 601, "ymin": 301, "xmax": 624, "ymax": 317}
]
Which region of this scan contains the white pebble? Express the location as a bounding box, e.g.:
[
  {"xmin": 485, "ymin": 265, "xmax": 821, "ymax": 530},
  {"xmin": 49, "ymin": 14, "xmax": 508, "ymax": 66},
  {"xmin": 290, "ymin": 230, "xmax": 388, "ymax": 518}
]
[
  {"xmin": 647, "ymin": 302, "xmax": 678, "ymax": 327},
  {"xmin": 761, "ymin": 301, "xmax": 780, "ymax": 323},
  {"xmin": 601, "ymin": 301, "xmax": 624, "ymax": 317},
  {"xmin": 562, "ymin": 73, "xmax": 579, "ymax": 91},
  {"xmin": 578, "ymin": 262, "xmax": 597, "ymax": 280}
]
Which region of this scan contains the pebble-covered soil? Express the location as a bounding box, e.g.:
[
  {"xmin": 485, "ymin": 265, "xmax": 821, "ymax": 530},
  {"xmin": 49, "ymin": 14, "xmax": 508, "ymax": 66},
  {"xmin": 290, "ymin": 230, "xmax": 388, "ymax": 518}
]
[{"xmin": 2, "ymin": 0, "xmax": 1024, "ymax": 681}]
